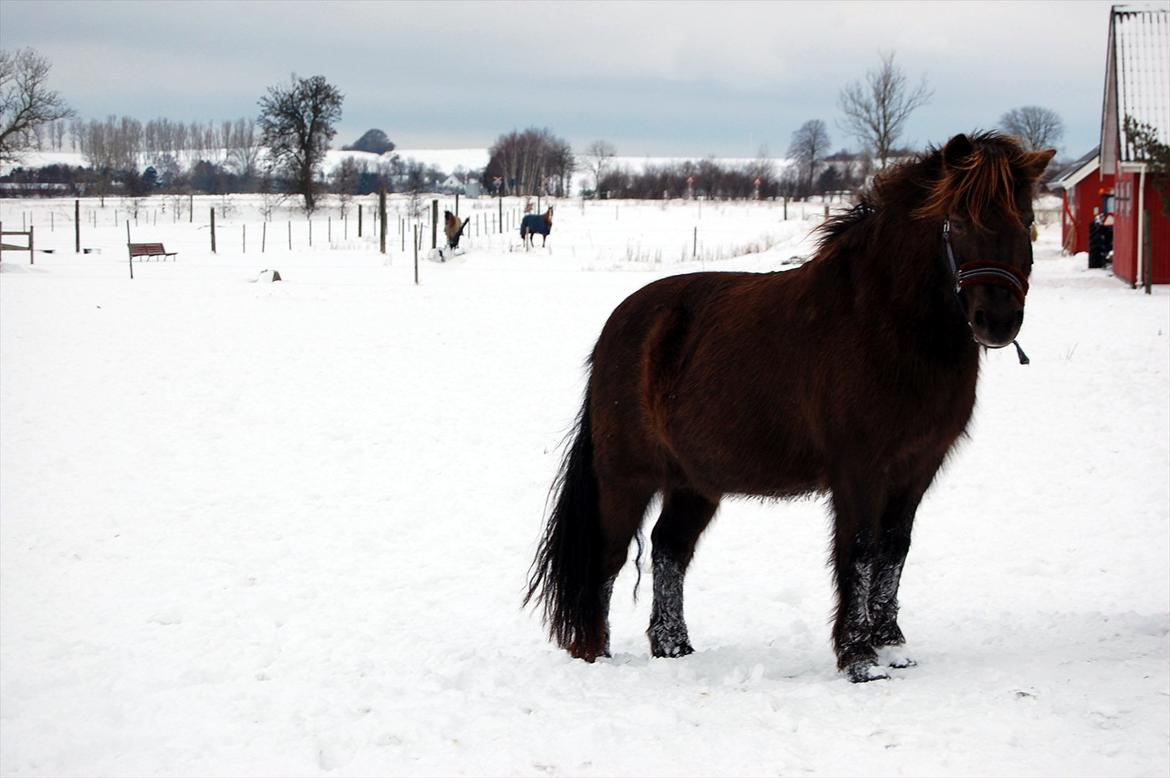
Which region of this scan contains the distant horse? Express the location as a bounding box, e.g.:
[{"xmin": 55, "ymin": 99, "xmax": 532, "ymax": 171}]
[
  {"xmin": 525, "ymin": 133, "xmax": 1054, "ymax": 682},
  {"xmin": 444, "ymin": 210, "xmax": 470, "ymax": 249},
  {"xmin": 520, "ymin": 207, "xmax": 553, "ymax": 249}
]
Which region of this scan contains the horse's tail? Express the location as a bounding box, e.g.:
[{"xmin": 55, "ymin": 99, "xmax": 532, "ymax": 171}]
[{"xmin": 524, "ymin": 387, "xmax": 607, "ymax": 659}]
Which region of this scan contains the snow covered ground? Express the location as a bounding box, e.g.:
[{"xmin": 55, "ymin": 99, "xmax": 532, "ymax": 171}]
[{"xmin": 1, "ymin": 195, "xmax": 1167, "ymax": 777}]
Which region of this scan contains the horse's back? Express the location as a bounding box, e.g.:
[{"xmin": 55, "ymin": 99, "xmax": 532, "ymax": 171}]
[
  {"xmin": 589, "ymin": 270, "xmax": 826, "ymax": 493},
  {"xmin": 520, "ymin": 214, "xmax": 549, "ymax": 235},
  {"xmin": 589, "ymin": 261, "xmax": 979, "ymax": 496}
]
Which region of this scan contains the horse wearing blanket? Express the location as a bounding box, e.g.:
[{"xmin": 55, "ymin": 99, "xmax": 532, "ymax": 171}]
[{"xmin": 520, "ymin": 207, "xmax": 553, "ymax": 249}]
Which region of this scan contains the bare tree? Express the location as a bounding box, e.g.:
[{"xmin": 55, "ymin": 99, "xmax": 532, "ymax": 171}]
[
  {"xmin": 0, "ymin": 48, "xmax": 74, "ymax": 164},
  {"xmin": 745, "ymin": 146, "xmax": 776, "ymax": 199},
  {"xmin": 331, "ymin": 156, "xmax": 361, "ymax": 216},
  {"xmin": 583, "ymin": 140, "xmax": 617, "ymax": 198},
  {"xmin": 483, "ymin": 127, "xmax": 572, "ymax": 196},
  {"xmin": 999, "ymin": 106, "xmax": 1064, "ymax": 151},
  {"xmin": 549, "ymin": 137, "xmax": 575, "ymax": 197},
  {"xmin": 838, "ymin": 51, "xmax": 931, "ymax": 169},
  {"xmin": 226, "ymin": 118, "xmax": 260, "ymax": 182},
  {"xmin": 787, "ymin": 120, "xmax": 831, "ymax": 195},
  {"xmin": 257, "ymin": 74, "xmax": 343, "ymax": 212}
]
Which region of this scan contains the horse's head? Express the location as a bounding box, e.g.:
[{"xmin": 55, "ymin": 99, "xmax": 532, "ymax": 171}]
[
  {"xmin": 920, "ymin": 133, "xmax": 1055, "ymax": 348},
  {"xmin": 545, "ymin": 207, "xmax": 554, "ymax": 226}
]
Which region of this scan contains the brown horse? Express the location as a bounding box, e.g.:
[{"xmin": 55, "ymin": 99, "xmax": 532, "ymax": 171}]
[
  {"xmin": 525, "ymin": 133, "xmax": 1054, "ymax": 682},
  {"xmin": 444, "ymin": 210, "xmax": 470, "ymax": 249}
]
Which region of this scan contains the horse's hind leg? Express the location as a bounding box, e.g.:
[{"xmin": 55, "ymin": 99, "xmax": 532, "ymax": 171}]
[
  {"xmin": 647, "ymin": 488, "xmax": 720, "ymax": 657},
  {"xmin": 589, "ymin": 480, "xmax": 656, "ymax": 659}
]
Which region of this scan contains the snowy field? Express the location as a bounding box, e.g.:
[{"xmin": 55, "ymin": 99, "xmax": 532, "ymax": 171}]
[{"xmin": 0, "ymin": 194, "xmax": 1167, "ymax": 777}]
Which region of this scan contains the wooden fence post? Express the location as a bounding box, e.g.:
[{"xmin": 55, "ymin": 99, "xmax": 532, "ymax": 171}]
[
  {"xmin": 413, "ymin": 225, "xmax": 419, "ymax": 285},
  {"xmin": 379, "ymin": 188, "xmax": 387, "ymax": 254},
  {"xmin": 210, "ymin": 208, "xmax": 216, "ymax": 253},
  {"xmin": 126, "ymin": 222, "xmax": 133, "ymax": 280},
  {"xmin": 431, "ymin": 199, "xmax": 438, "ymax": 249},
  {"xmin": 75, "ymin": 199, "xmax": 80, "ymax": 253},
  {"xmin": 262, "ymin": 221, "xmax": 267, "ymax": 253}
]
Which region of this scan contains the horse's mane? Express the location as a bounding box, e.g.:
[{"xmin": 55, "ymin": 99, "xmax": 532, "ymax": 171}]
[{"xmin": 817, "ymin": 132, "xmax": 1051, "ymax": 254}]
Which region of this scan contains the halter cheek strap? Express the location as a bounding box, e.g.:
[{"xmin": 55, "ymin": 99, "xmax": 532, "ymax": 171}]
[{"xmin": 943, "ymin": 219, "xmax": 1031, "ymax": 365}]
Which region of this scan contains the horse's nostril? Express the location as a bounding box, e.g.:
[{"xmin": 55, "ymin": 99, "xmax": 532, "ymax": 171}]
[{"xmin": 973, "ymin": 309, "xmax": 987, "ymax": 328}]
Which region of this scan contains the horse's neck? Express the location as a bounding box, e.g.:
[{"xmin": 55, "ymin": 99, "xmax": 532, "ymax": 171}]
[{"xmin": 822, "ymin": 217, "xmax": 975, "ymax": 360}]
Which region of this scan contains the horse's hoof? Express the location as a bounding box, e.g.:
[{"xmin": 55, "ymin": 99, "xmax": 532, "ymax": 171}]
[
  {"xmin": 651, "ymin": 640, "xmax": 694, "ymax": 658},
  {"xmin": 845, "ymin": 661, "xmax": 890, "ymax": 683},
  {"xmin": 567, "ymin": 639, "xmax": 608, "ymax": 663},
  {"xmin": 648, "ymin": 627, "xmax": 694, "ymax": 658},
  {"xmin": 877, "ymin": 644, "xmax": 917, "ymax": 669}
]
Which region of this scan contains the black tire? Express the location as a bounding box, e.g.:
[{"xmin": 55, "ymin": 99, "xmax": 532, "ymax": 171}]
[{"xmin": 1088, "ymin": 221, "xmax": 1106, "ymax": 269}]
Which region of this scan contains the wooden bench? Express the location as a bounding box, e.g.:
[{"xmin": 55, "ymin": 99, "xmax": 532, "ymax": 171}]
[
  {"xmin": 128, "ymin": 242, "xmax": 177, "ymax": 261},
  {"xmin": 0, "ymin": 223, "xmax": 34, "ymax": 264}
]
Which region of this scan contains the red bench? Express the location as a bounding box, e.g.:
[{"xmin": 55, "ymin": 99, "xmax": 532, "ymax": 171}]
[{"xmin": 128, "ymin": 242, "xmax": 177, "ymax": 261}]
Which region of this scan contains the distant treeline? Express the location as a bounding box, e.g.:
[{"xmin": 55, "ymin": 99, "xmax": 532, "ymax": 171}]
[
  {"xmin": 6, "ymin": 115, "xmax": 865, "ymax": 201},
  {"xmin": 596, "ymin": 157, "xmax": 864, "ymax": 200},
  {"xmin": 0, "ymin": 154, "xmax": 455, "ymax": 199}
]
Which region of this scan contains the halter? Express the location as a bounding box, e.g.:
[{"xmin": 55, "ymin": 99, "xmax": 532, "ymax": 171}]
[{"xmin": 943, "ymin": 219, "xmax": 1031, "ymax": 365}]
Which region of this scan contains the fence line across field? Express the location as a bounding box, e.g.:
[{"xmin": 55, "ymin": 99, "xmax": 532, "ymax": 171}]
[{"xmin": 0, "ymin": 193, "xmax": 964, "ymax": 268}]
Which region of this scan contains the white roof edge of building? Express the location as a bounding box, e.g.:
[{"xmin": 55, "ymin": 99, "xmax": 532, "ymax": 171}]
[{"xmin": 1050, "ymin": 155, "xmax": 1102, "ymax": 190}]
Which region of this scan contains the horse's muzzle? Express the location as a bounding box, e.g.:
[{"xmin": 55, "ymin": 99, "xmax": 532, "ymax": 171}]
[{"xmin": 969, "ymin": 303, "xmax": 1024, "ymax": 348}]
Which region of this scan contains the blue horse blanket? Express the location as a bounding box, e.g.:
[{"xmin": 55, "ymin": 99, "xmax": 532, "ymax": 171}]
[{"xmin": 520, "ymin": 213, "xmax": 551, "ymax": 237}]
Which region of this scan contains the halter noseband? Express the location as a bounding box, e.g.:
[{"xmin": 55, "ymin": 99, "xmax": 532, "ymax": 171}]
[
  {"xmin": 943, "ymin": 219, "xmax": 1031, "ymax": 364},
  {"xmin": 942, "ymin": 220, "xmax": 1029, "ymax": 304}
]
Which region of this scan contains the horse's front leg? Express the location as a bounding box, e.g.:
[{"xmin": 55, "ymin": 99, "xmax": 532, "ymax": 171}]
[
  {"xmin": 829, "ymin": 479, "xmax": 887, "ymax": 682},
  {"xmin": 869, "ymin": 477, "xmax": 934, "ymax": 669}
]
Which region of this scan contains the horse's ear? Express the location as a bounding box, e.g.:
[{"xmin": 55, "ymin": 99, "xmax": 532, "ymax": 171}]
[
  {"xmin": 942, "ymin": 134, "xmax": 974, "ymax": 168},
  {"xmin": 1023, "ymin": 148, "xmax": 1057, "ymax": 179}
]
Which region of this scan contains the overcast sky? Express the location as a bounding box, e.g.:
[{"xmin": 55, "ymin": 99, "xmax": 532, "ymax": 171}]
[{"xmin": 1, "ymin": 0, "xmax": 1129, "ymax": 160}]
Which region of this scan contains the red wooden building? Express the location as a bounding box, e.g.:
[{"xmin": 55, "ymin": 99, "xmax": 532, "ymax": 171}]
[
  {"xmin": 1099, "ymin": 5, "xmax": 1169, "ymax": 288},
  {"xmin": 1049, "ymin": 146, "xmax": 1115, "ymax": 255}
]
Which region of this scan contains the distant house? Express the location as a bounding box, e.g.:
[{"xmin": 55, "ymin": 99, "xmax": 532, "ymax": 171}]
[
  {"xmin": 438, "ymin": 175, "xmax": 483, "ymax": 197},
  {"xmin": 1048, "ymin": 146, "xmax": 1115, "ymax": 255},
  {"xmin": 1098, "ymin": 4, "xmax": 1169, "ymax": 287}
]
